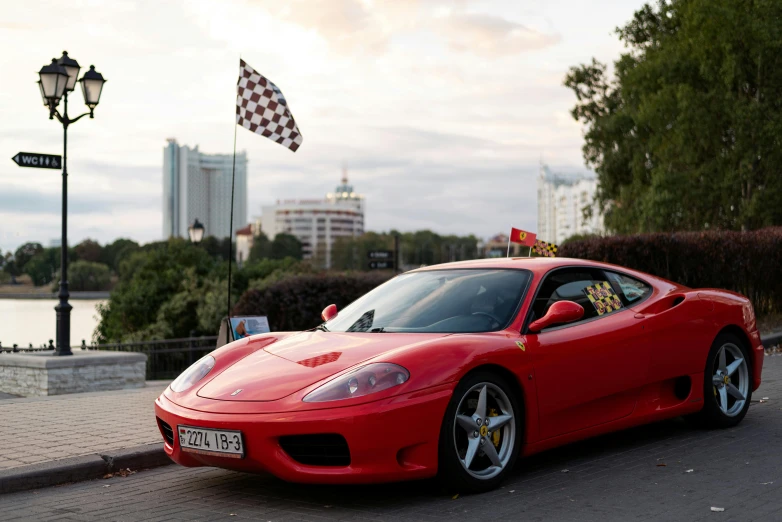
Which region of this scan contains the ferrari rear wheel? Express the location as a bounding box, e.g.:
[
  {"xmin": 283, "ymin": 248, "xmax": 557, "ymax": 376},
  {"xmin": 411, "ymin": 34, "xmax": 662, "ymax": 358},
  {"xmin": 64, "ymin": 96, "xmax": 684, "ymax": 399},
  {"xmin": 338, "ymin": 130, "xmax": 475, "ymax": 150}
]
[
  {"xmin": 694, "ymin": 333, "xmax": 752, "ymax": 428},
  {"xmin": 438, "ymin": 371, "xmax": 522, "ymax": 493}
]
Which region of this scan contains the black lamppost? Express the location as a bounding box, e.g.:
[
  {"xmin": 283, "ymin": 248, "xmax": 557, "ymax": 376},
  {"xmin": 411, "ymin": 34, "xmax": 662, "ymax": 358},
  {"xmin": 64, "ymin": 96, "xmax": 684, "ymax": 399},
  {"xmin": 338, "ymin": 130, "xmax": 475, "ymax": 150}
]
[
  {"xmin": 188, "ymin": 219, "xmax": 205, "ymax": 244},
  {"xmin": 38, "ymin": 51, "xmax": 106, "ymax": 356}
]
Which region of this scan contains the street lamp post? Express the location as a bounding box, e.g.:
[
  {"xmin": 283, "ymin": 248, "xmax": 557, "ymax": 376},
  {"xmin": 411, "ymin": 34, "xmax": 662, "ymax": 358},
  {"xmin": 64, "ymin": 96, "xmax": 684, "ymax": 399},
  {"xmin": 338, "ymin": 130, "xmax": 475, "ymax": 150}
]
[
  {"xmin": 188, "ymin": 219, "xmax": 205, "ymax": 244},
  {"xmin": 38, "ymin": 51, "xmax": 106, "ymax": 356}
]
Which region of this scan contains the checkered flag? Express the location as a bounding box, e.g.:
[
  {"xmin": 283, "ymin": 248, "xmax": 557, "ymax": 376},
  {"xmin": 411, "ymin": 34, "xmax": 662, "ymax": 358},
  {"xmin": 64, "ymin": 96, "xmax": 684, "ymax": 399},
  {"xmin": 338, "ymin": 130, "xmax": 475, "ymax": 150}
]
[
  {"xmin": 533, "ymin": 239, "xmax": 558, "ymax": 257},
  {"xmin": 236, "ymin": 60, "xmax": 303, "ymax": 152}
]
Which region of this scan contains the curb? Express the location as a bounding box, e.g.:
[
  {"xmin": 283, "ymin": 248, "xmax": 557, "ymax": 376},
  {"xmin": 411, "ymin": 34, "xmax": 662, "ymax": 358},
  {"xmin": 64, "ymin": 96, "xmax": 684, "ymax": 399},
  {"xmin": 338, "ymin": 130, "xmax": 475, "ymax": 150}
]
[
  {"xmin": 762, "ymin": 332, "xmax": 782, "ymax": 348},
  {"xmin": 0, "ymin": 443, "xmax": 171, "ymax": 495}
]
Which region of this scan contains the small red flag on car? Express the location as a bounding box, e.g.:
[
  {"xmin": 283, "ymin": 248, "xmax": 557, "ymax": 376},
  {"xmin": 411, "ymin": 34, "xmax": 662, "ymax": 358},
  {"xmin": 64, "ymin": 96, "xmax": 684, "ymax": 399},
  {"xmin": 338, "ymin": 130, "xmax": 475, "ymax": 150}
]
[{"xmin": 509, "ymin": 227, "xmax": 536, "ymax": 246}]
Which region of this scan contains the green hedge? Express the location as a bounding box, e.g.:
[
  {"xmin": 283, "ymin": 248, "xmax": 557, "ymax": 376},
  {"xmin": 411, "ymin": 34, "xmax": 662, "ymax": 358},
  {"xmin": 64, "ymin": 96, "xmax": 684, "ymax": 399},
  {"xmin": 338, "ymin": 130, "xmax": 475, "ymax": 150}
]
[
  {"xmin": 232, "ymin": 272, "xmax": 394, "ymax": 331},
  {"xmin": 559, "ymin": 227, "xmax": 782, "ymax": 315}
]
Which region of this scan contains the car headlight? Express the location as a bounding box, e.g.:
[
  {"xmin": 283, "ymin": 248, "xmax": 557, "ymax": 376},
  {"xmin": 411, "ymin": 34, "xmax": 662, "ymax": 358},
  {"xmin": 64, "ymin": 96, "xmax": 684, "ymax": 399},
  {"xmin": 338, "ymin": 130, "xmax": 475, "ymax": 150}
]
[
  {"xmin": 170, "ymin": 355, "xmax": 215, "ymax": 393},
  {"xmin": 303, "ymin": 362, "xmax": 410, "ymax": 403}
]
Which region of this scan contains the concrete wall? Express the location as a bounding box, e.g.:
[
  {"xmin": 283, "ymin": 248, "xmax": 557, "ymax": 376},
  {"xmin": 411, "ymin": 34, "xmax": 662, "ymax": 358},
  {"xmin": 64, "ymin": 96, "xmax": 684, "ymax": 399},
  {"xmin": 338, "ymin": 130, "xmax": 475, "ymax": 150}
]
[{"xmin": 0, "ymin": 351, "xmax": 147, "ymax": 397}]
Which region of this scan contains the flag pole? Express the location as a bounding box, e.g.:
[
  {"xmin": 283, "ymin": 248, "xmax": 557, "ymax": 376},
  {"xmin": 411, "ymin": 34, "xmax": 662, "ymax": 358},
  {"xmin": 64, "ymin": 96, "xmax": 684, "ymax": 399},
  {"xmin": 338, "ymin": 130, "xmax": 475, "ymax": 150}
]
[
  {"xmin": 227, "ymin": 59, "xmax": 240, "ymax": 320},
  {"xmin": 226, "ymin": 123, "xmax": 237, "ymax": 319},
  {"xmin": 506, "ymin": 232, "xmax": 511, "ymax": 258}
]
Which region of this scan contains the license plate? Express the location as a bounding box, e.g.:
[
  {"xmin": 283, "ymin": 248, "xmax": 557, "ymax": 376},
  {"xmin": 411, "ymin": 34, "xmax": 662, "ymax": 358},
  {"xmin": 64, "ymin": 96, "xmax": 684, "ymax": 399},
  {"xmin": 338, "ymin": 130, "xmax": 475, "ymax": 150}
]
[{"xmin": 177, "ymin": 425, "xmax": 244, "ymax": 459}]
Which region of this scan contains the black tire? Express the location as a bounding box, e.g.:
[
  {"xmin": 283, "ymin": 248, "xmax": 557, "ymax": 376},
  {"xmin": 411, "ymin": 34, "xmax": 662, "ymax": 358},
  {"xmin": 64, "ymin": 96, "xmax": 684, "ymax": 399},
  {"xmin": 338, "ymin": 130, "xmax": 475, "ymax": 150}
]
[
  {"xmin": 690, "ymin": 333, "xmax": 752, "ymax": 429},
  {"xmin": 437, "ymin": 370, "xmax": 522, "ymax": 494}
]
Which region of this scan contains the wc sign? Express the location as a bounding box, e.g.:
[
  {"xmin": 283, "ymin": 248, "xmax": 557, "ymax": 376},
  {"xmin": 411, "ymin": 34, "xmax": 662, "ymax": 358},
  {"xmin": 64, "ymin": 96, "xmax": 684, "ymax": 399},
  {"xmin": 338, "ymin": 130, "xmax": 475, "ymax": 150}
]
[{"xmin": 12, "ymin": 152, "xmax": 62, "ymax": 170}]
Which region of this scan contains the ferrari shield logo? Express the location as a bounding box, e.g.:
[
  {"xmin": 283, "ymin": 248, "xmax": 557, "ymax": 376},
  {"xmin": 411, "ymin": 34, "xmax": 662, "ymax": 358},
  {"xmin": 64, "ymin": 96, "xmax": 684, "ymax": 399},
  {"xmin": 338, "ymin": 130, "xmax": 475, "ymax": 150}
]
[{"xmin": 516, "ymin": 341, "xmax": 525, "ymax": 351}]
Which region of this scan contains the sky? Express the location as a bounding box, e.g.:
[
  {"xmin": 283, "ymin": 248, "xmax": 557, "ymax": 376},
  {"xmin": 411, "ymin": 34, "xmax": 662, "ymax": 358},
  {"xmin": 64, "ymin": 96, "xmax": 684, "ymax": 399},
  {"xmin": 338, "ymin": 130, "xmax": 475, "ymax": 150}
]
[{"xmin": 0, "ymin": 0, "xmax": 647, "ymax": 253}]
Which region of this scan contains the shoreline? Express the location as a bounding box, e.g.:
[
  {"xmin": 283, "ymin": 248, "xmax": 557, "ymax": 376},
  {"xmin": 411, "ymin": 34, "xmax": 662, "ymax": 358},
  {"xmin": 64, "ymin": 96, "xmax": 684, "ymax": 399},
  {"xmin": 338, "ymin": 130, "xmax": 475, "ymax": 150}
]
[{"xmin": 0, "ymin": 292, "xmax": 110, "ymax": 300}]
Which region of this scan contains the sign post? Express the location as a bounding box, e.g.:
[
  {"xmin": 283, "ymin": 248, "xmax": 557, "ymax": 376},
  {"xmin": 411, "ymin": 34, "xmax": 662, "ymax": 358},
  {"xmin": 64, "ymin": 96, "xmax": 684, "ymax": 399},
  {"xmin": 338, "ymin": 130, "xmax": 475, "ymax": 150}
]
[
  {"xmin": 12, "ymin": 152, "xmax": 62, "ymax": 170},
  {"xmin": 368, "ymin": 250, "xmax": 395, "ymax": 270}
]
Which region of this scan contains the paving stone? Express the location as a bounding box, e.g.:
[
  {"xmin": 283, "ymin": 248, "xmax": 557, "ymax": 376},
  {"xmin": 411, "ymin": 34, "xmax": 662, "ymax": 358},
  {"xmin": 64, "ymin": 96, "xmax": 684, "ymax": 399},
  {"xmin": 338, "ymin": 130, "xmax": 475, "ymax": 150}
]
[
  {"xmin": 2, "ymin": 358, "xmax": 782, "ymax": 520},
  {"xmin": 0, "ymin": 383, "xmax": 166, "ymax": 471}
]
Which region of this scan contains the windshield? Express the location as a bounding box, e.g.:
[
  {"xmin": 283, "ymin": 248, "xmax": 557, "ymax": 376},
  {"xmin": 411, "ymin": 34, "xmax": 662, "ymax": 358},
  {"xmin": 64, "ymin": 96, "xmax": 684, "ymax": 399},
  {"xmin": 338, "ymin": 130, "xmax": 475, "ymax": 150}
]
[{"xmin": 324, "ymin": 269, "xmax": 531, "ymax": 333}]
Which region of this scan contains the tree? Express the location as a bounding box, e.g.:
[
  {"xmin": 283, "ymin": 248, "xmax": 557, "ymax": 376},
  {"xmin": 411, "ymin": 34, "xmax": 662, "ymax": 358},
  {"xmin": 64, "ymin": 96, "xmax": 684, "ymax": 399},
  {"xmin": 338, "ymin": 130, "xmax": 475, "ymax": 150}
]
[
  {"xmin": 200, "ymin": 236, "xmax": 234, "ymax": 262},
  {"xmin": 101, "ymin": 238, "xmax": 139, "ymax": 272},
  {"xmin": 330, "ymin": 230, "xmax": 480, "ymax": 270},
  {"xmin": 24, "ymin": 248, "xmax": 59, "ymax": 286},
  {"xmin": 565, "ymin": 0, "xmax": 782, "ymax": 233},
  {"xmin": 269, "ymin": 233, "xmax": 303, "ymax": 260},
  {"xmin": 247, "ymin": 231, "xmax": 271, "ymax": 262},
  {"xmin": 0, "ymin": 250, "xmax": 9, "ymax": 284},
  {"xmin": 73, "ymin": 239, "xmax": 102, "ymax": 263},
  {"xmin": 95, "ymin": 238, "xmax": 218, "ymax": 342},
  {"xmin": 14, "ymin": 242, "xmax": 44, "ymax": 271},
  {"xmin": 2, "ymin": 251, "xmax": 19, "ymax": 280},
  {"xmin": 67, "ymin": 260, "xmax": 112, "ymax": 291}
]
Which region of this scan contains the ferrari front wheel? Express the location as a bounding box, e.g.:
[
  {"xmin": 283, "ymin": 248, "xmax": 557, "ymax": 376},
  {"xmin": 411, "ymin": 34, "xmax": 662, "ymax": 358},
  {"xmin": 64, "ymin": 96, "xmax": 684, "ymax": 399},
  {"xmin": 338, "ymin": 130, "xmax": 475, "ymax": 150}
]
[{"xmin": 438, "ymin": 371, "xmax": 522, "ymax": 493}]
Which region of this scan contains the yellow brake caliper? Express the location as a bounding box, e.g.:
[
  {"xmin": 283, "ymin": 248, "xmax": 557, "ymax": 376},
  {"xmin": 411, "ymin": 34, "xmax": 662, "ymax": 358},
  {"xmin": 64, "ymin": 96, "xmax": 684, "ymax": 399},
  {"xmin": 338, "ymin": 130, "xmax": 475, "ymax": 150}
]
[{"xmin": 489, "ymin": 408, "xmax": 500, "ymax": 447}]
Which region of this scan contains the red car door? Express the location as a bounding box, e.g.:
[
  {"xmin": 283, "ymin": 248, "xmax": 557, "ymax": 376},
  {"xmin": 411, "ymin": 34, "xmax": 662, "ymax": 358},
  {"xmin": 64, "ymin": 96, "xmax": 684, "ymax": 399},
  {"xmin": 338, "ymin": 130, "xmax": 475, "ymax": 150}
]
[{"xmin": 523, "ymin": 267, "xmax": 650, "ymax": 441}]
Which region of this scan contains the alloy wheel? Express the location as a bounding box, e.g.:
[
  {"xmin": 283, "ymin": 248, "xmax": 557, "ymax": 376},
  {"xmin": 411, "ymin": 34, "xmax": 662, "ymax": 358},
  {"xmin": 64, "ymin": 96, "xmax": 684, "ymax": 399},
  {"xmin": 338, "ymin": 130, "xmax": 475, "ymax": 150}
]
[
  {"xmin": 711, "ymin": 342, "xmax": 749, "ymax": 417},
  {"xmin": 453, "ymin": 382, "xmax": 515, "ymax": 480}
]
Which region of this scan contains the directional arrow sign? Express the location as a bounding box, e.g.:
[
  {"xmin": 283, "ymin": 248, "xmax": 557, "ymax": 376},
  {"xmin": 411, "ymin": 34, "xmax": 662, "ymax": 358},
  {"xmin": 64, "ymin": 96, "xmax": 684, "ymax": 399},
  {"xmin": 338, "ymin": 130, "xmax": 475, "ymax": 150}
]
[
  {"xmin": 12, "ymin": 152, "xmax": 62, "ymax": 170},
  {"xmin": 369, "ymin": 260, "xmax": 395, "ymax": 270},
  {"xmin": 367, "ymin": 250, "xmax": 394, "ymax": 259}
]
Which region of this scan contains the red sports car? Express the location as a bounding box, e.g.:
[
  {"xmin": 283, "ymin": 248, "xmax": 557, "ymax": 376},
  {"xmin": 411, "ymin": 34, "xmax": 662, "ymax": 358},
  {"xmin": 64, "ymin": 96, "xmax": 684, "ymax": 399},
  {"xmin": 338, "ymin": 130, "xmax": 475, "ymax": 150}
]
[{"xmin": 155, "ymin": 258, "xmax": 764, "ymax": 492}]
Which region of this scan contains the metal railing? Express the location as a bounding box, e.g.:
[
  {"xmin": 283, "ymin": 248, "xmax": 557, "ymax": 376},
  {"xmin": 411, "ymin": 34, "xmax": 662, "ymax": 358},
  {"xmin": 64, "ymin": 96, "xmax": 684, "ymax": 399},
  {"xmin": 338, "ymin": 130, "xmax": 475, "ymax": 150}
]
[{"xmin": 0, "ymin": 336, "xmax": 218, "ymax": 380}]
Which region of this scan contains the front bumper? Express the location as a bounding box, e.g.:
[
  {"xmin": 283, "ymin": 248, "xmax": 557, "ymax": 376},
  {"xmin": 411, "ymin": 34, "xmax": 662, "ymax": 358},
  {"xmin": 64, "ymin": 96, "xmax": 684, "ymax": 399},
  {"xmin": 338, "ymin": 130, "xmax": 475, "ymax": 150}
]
[{"xmin": 154, "ymin": 384, "xmax": 453, "ymax": 484}]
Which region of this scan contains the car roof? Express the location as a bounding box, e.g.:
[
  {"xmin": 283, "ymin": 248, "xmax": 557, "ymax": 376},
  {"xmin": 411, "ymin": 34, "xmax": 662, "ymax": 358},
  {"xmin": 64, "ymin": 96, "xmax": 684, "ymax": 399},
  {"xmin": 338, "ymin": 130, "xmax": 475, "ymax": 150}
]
[{"xmin": 407, "ymin": 257, "xmax": 604, "ymax": 277}]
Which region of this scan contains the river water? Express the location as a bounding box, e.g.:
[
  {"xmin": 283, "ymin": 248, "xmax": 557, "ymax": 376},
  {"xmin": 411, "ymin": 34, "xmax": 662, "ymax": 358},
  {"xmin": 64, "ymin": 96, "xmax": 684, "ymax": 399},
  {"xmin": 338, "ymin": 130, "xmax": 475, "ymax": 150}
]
[{"xmin": 0, "ymin": 299, "xmax": 106, "ymax": 348}]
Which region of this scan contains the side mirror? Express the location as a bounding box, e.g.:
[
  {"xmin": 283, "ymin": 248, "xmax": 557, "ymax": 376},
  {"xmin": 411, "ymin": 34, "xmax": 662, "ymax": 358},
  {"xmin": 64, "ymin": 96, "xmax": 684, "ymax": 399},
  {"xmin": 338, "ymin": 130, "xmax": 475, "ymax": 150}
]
[
  {"xmin": 321, "ymin": 304, "xmax": 338, "ymax": 322},
  {"xmin": 529, "ymin": 300, "xmax": 584, "ymax": 333}
]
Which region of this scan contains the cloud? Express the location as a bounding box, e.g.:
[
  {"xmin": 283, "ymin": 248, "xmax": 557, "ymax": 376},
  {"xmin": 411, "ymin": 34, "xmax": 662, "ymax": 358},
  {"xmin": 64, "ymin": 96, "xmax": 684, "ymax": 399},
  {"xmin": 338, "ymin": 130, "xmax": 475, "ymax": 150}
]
[
  {"xmin": 247, "ymin": 0, "xmax": 395, "ymax": 55},
  {"xmin": 437, "ymin": 13, "xmax": 560, "ymax": 56},
  {"xmin": 246, "ymin": 0, "xmax": 559, "ymax": 58},
  {"xmin": 0, "ymin": 0, "xmax": 645, "ymax": 254},
  {"xmin": 0, "ymin": 185, "xmax": 158, "ymax": 216}
]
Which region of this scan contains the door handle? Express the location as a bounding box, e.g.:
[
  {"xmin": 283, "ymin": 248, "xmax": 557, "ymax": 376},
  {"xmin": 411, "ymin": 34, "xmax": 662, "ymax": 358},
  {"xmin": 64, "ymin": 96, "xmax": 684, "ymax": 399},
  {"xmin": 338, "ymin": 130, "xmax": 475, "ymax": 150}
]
[{"xmin": 633, "ymin": 313, "xmax": 647, "ymax": 319}]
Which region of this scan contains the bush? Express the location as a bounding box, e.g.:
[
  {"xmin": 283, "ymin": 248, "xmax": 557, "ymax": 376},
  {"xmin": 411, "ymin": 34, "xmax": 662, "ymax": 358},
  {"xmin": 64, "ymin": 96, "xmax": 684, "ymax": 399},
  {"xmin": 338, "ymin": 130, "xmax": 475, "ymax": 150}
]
[
  {"xmin": 95, "ymin": 239, "xmax": 218, "ymax": 342},
  {"xmin": 233, "ymin": 272, "xmax": 394, "ymax": 331},
  {"xmin": 559, "ymin": 227, "xmax": 782, "ymax": 315},
  {"xmin": 25, "ymin": 248, "xmax": 59, "ymax": 286},
  {"xmin": 65, "ymin": 261, "xmax": 112, "ymax": 292}
]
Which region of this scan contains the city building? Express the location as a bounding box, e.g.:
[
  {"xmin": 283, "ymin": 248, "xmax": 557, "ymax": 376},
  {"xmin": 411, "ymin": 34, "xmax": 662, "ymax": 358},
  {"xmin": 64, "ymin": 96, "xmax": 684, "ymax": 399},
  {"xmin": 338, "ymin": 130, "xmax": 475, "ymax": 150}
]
[
  {"xmin": 163, "ymin": 139, "xmax": 248, "ymax": 240},
  {"xmin": 537, "ymin": 164, "xmax": 604, "ymax": 245},
  {"xmin": 256, "ymin": 169, "xmax": 365, "ymax": 269},
  {"xmin": 235, "ymin": 224, "xmax": 253, "ymax": 267}
]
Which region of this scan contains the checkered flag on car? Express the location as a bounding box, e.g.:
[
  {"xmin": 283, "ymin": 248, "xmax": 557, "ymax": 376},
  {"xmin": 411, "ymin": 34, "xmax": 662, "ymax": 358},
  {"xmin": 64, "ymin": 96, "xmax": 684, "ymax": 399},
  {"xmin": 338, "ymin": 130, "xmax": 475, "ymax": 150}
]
[
  {"xmin": 533, "ymin": 239, "xmax": 558, "ymax": 257},
  {"xmin": 236, "ymin": 59, "xmax": 303, "ymax": 152}
]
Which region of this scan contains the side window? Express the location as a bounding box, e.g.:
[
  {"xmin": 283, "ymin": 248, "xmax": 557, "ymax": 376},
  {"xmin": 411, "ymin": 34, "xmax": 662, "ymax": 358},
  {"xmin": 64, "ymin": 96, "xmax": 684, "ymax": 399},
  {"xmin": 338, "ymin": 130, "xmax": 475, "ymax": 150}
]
[
  {"xmin": 530, "ymin": 268, "xmax": 611, "ymax": 326},
  {"xmin": 605, "ymin": 271, "xmax": 652, "ymax": 305}
]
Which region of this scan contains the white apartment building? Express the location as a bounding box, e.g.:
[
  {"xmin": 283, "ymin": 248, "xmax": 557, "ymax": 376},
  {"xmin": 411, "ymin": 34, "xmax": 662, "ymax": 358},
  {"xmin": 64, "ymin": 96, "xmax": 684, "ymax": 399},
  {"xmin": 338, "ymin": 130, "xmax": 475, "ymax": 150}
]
[
  {"xmin": 537, "ymin": 164, "xmax": 604, "ymax": 245},
  {"xmin": 163, "ymin": 139, "xmax": 248, "ymax": 240},
  {"xmin": 257, "ymin": 171, "xmax": 365, "ymax": 268}
]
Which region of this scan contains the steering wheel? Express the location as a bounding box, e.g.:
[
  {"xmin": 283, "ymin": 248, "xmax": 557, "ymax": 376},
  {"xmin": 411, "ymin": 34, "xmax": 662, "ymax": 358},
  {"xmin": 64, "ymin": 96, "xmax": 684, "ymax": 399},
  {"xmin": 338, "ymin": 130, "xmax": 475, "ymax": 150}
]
[{"xmin": 471, "ymin": 311, "xmax": 502, "ymax": 327}]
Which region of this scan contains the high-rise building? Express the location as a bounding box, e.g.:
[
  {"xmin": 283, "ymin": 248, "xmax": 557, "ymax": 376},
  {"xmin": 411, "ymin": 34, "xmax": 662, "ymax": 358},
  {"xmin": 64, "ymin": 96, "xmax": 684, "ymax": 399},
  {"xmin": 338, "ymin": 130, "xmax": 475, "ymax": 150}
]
[
  {"xmin": 163, "ymin": 139, "xmax": 248, "ymax": 240},
  {"xmin": 537, "ymin": 164, "xmax": 604, "ymax": 245},
  {"xmin": 257, "ymin": 169, "xmax": 365, "ymax": 269}
]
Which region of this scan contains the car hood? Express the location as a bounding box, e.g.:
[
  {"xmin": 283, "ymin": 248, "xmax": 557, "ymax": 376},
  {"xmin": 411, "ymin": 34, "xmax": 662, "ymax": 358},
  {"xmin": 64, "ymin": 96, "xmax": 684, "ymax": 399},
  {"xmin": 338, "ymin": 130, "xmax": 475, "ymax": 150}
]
[{"xmin": 196, "ymin": 331, "xmax": 449, "ymax": 401}]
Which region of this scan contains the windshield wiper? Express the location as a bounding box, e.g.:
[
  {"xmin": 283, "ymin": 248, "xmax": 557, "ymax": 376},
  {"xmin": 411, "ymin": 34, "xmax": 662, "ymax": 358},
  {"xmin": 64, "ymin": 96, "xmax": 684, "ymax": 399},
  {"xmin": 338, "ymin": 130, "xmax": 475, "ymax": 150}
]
[
  {"xmin": 315, "ymin": 324, "xmax": 329, "ymax": 332},
  {"xmin": 370, "ymin": 327, "xmax": 387, "ymax": 333}
]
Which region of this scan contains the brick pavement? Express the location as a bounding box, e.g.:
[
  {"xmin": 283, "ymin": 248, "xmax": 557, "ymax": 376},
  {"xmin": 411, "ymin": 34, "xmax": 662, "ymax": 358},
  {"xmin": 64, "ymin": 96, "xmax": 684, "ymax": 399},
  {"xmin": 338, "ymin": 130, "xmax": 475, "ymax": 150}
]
[
  {"xmin": 1, "ymin": 356, "xmax": 780, "ymax": 521},
  {"xmin": 0, "ymin": 382, "xmax": 167, "ymax": 471}
]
